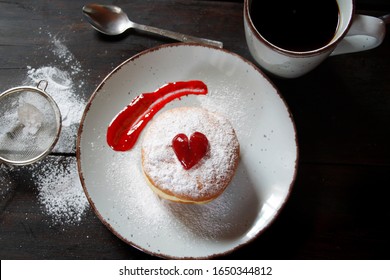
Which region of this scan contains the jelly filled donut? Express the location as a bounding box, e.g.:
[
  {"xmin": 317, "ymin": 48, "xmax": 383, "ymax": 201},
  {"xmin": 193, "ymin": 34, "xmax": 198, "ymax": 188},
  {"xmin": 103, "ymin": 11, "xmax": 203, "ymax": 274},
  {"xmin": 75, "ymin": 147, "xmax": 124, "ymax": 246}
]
[{"xmin": 141, "ymin": 107, "xmax": 240, "ymax": 204}]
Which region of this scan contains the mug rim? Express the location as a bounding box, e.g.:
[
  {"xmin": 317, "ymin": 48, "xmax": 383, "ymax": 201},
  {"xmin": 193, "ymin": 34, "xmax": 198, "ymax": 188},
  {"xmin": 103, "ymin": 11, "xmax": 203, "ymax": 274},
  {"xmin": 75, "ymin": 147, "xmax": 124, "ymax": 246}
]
[{"xmin": 244, "ymin": 0, "xmax": 355, "ymax": 57}]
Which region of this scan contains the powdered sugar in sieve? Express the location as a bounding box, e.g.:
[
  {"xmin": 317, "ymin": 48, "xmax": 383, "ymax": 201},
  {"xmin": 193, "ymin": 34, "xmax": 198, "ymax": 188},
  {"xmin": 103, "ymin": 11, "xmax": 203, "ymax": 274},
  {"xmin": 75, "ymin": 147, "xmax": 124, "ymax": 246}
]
[{"xmin": 0, "ymin": 80, "xmax": 61, "ymax": 165}]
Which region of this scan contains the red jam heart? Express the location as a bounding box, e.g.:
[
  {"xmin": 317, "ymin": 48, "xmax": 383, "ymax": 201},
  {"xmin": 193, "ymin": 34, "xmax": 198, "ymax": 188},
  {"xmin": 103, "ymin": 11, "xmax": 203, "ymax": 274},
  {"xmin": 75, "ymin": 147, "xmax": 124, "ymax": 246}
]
[{"xmin": 172, "ymin": 132, "xmax": 209, "ymax": 170}]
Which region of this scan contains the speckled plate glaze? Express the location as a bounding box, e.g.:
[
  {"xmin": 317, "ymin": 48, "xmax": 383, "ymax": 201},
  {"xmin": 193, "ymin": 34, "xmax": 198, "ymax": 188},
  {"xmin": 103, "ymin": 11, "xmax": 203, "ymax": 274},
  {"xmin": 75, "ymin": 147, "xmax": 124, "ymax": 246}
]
[{"xmin": 77, "ymin": 43, "xmax": 298, "ymax": 259}]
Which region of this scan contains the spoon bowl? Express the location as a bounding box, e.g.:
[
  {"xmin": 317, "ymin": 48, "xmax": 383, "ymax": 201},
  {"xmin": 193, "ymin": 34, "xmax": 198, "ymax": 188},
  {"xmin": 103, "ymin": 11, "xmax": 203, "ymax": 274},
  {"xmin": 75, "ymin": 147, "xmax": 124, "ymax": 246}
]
[
  {"xmin": 83, "ymin": 4, "xmax": 130, "ymax": 36},
  {"xmin": 82, "ymin": 3, "xmax": 223, "ymax": 48}
]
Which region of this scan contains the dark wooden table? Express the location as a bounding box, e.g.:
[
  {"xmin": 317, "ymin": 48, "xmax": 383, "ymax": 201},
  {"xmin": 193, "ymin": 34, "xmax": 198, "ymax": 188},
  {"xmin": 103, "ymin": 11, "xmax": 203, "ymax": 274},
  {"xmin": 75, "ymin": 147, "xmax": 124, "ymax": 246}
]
[{"xmin": 1, "ymin": 0, "xmax": 389, "ymax": 260}]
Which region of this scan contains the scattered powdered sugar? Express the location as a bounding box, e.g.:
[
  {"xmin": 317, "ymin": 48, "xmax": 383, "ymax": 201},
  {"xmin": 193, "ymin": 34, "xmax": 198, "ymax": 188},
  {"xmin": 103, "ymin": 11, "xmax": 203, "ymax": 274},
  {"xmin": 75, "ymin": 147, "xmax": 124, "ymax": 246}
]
[
  {"xmin": 24, "ymin": 34, "xmax": 87, "ymax": 153},
  {"xmin": 0, "ymin": 156, "xmax": 89, "ymax": 226},
  {"xmin": 52, "ymin": 38, "xmax": 83, "ymax": 75},
  {"xmin": 88, "ymin": 105, "xmax": 256, "ymax": 248},
  {"xmin": 197, "ymin": 83, "xmax": 250, "ymax": 141},
  {"xmin": 102, "ymin": 146, "xmax": 252, "ymax": 242},
  {"xmin": 32, "ymin": 156, "xmax": 89, "ymax": 225},
  {"xmin": 14, "ymin": 34, "xmax": 89, "ymax": 224}
]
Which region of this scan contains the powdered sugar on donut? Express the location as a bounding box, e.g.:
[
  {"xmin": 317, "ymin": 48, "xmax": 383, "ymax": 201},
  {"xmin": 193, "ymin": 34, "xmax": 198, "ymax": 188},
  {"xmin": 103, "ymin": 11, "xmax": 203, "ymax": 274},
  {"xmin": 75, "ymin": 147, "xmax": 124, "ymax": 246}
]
[{"xmin": 141, "ymin": 107, "xmax": 240, "ymax": 201}]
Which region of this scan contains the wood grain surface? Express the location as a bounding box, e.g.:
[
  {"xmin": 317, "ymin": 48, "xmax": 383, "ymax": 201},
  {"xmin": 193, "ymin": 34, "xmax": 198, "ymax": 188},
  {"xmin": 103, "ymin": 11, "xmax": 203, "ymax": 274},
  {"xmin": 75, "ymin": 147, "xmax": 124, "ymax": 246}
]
[{"xmin": 1, "ymin": 0, "xmax": 389, "ymax": 259}]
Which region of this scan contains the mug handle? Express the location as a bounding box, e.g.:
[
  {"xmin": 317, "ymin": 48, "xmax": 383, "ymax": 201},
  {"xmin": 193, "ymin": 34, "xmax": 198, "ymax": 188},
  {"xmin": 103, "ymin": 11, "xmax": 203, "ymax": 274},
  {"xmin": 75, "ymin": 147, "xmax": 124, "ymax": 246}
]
[{"xmin": 331, "ymin": 15, "xmax": 386, "ymax": 56}]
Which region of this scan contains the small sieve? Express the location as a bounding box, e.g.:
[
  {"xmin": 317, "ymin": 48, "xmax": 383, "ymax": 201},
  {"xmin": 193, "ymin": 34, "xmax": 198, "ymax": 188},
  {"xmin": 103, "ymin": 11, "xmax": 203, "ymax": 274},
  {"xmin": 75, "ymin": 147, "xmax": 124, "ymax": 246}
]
[{"xmin": 0, "ymin": 80, "xmax": 61, "ymax": 165}]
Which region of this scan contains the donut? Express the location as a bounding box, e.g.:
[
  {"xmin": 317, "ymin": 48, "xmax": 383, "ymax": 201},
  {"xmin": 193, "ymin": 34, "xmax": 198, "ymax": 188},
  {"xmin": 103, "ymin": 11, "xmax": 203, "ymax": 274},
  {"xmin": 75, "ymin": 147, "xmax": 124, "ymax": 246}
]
[{"xmin": 141, "ymin": 107, "xmax": 240, "ymax": 204}]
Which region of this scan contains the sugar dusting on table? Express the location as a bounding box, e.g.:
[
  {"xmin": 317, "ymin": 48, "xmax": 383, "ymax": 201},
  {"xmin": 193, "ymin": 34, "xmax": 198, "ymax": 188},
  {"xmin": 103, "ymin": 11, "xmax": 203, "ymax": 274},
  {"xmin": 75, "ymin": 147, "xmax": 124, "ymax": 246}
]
[
  {"xmin": 32, "ymin": 157, "xmax": 89, "ymax": 225},
  {"xmin": 22, "ymin": 34, "xmax": 89, "ymax": 225},
  {"xmin": 0, "ymin": 155, "xmax": 89, "ymax": 226},
  {"xmin": 25, "ymin": 34, "xmax": 87, "ymax": 153}
]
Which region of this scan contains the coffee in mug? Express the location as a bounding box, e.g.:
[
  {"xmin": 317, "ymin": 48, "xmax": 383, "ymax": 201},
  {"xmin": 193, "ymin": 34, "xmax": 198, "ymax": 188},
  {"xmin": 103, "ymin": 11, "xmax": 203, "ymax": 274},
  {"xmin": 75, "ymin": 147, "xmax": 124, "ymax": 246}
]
[
  {"xmin": 250, "ymin": 0, "xmax": 339, "ymax": 52},
  {"xmin": 244, "ymin": 0, "xmax": 386, "ymax": 78}
]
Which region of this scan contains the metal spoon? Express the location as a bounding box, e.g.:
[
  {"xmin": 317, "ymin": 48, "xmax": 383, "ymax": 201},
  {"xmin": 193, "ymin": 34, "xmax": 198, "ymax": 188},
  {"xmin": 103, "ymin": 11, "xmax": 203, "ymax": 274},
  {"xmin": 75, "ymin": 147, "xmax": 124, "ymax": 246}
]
[{"xmin": 82, "ymin": 3, "xmax": 223, "ymax": 48}]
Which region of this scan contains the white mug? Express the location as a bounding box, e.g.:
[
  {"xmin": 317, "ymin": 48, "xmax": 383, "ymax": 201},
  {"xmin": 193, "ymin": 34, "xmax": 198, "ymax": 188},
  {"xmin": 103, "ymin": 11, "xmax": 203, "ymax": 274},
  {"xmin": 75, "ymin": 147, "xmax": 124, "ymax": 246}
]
[{"xmin": 244, "ymin": 0, "xmax": 386, "ymax": 78}]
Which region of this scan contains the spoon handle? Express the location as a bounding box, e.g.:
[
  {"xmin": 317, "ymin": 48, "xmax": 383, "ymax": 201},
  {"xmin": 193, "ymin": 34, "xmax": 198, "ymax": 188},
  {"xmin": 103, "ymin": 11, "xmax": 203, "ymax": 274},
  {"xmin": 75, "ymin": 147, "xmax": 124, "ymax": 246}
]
[{"xmin": 132, "ymin": 22, "xmax": 223, "ymax": 48}]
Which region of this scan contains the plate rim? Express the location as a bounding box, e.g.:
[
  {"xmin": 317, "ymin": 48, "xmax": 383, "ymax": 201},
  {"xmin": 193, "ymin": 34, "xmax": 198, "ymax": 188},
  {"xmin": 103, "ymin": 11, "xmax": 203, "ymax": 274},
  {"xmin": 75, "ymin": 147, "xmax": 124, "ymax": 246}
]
[{"xmin": 76, "ymin": 43, "xmax": 299, "ymax": 259}]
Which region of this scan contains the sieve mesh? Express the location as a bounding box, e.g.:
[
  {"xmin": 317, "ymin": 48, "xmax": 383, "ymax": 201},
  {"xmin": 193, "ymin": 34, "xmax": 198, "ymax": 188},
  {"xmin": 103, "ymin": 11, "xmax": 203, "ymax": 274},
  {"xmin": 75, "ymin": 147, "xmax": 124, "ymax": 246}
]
[{"xmin": 0, "ymin": 81, "xmax": 61, "ymax": 165}]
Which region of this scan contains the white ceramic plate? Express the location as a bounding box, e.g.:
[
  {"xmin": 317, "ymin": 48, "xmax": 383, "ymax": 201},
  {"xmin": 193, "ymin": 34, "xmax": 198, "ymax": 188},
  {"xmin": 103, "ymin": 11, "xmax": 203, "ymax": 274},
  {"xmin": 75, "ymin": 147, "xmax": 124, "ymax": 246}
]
[{"xmin": 77, "ymin": 43, "xmax": 298, "ymax": 259}]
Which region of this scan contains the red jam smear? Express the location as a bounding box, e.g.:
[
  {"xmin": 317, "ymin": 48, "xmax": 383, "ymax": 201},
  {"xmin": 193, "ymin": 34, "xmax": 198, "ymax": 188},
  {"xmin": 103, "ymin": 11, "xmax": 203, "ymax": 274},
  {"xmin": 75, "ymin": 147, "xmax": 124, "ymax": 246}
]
[
  {"xmin": 107, "ymin": 80, "xmax": 208, "ymax": 151},
  {"xmin": 172, "ymin": 132, "xmax": 209, "ymax": 170}
]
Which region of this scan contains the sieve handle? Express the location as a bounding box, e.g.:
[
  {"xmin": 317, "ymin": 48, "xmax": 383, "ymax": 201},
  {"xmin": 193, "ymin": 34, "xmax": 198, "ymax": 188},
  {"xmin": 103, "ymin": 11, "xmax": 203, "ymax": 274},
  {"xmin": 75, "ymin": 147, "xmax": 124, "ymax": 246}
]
[{"xmin": 37, "ymin": 80, "xmax": 48, "ymax": 91}]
